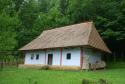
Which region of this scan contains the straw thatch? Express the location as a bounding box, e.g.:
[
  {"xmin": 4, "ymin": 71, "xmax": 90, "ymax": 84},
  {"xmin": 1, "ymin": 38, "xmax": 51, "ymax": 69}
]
[{"xmin": 19, "ymin": 22, "xmax": 111, "ymax": 53}]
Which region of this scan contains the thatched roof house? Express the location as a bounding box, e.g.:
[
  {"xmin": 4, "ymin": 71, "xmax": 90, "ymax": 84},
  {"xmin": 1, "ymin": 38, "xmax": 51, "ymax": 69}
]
[{"xmin": 19, "ymin": 22, "xmax": 111, "ymax": 70}]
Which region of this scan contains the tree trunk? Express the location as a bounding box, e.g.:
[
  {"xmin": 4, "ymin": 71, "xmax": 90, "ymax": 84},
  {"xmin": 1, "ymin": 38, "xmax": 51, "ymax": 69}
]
[
  {"xmin": 113, "ymin": 50, "xmax": 116, "ymax": 63},
  {"xmin": 0, "ymin": 60, "xmax": 3, "ymax": 70}
]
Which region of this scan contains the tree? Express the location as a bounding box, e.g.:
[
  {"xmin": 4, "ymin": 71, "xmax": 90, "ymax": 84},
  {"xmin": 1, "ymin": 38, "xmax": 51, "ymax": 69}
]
[
  {"xmin": 17, "ymin": 0, "xmax": 38, "ymax": 48},
  {"xmin": 38, "ymin": 0, "xmax": 49, "ymax": 13},
  {"xmin": 0, "ymin": 13, "xmax": 19, "ymax": 51},
  {"xmin": 59, "ymin": 0, "xmax": 69, "ymax": 15},
  {"xmin": 67, "ymin": 0, "xmax": 96, "ymax": 23}
]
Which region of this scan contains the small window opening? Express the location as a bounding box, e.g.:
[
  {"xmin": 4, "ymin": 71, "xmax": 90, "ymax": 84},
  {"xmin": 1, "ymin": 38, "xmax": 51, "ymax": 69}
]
[
  {"xmin": 31, "ymin": 54, "xmax": 34, "ymax": 60},
  {"xmin": 66, "ymin": 53, "xmax": 71, "ymax": 60},
  {"xmin": 36, "ymin": 54, "xmax": 39, "ymax": 60}
]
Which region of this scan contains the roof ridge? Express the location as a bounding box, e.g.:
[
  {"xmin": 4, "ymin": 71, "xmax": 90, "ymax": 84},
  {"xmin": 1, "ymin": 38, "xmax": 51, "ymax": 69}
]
[{"xmin": 42, "ymin": 22, "xmax": 93, "ymax": 32}]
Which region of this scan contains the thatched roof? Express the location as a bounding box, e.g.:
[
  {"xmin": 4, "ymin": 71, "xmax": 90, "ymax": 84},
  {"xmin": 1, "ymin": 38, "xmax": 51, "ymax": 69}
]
[{"xmin": 19, "ymin": 22, "xmax": 111, "ymax": 53}]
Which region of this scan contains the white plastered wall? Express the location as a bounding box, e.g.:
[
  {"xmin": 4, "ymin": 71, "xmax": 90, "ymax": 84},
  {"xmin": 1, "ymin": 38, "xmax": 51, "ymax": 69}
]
[
  {"xmin": 82, "ymin": 48, "xmax": 102, "ymax": 69},
  {"xmin": 24, "ymin": 47, "xmax": 102, "ymax": 69},
  {"xmin": 24, "ymin": 51, "xmax": 45, "ymax": 65},
  {"xmin": 62, "ymin": 47, "xmax": 81, "ymax": 66}
]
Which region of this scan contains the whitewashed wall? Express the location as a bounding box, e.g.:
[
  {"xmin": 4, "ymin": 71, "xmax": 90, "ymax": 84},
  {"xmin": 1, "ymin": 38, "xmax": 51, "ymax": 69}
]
[
  {"xmin": 62, "ymin": 47, "xmax": 81, "ymax": 66},
  {"xmin": 82, "ymin": 48, "xmax": 102, "ymax": 69},
  {"xmin": 24, "ymin": 47, "xmax": 102, "ymax": 69},
  {"xmin": 24, "ymin": 48, "xmax": 81, "ymax": 66},
  {"xmin": 25, "ymin": 51, "xmax": 45, "ymax": 65},
  {"xmin": 45, "ymin": 48, "xmax": 81, "ymax": 66},
  {"xmin": 46, "ymin": 49, "xmax": 60, "ymax": 65}
]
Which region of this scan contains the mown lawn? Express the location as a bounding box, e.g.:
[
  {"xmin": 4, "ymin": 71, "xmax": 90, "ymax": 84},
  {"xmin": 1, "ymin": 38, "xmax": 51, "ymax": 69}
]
[{"xmin": 0, "ymin": 63, "xmax": 125, "ymax": 84}]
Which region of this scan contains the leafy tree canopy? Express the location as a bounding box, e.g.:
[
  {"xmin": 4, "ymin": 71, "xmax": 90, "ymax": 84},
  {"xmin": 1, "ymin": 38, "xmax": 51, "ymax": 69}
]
[{"xmin": 0, "ymin": 0, "xmax": 125, "ymax": 51}]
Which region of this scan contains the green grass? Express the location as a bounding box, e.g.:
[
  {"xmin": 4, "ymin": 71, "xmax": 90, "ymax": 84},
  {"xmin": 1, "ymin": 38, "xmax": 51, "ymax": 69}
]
[
  {"xmin": 107, "ymin": 62, "xmax": 125, "ymax": 68},
  {"xmin": 0, "ymin": 63, "xmax": 125, "ymax": 84}
]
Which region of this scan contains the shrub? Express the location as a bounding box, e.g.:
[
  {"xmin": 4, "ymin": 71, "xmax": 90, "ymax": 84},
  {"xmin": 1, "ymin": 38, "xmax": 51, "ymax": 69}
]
[
  {"xmin": 82, "ymin": 79, "xmax": 95, "ymax": 84},
  {"xmin": 28, "ymin": 78, "xmax": 38, "ymax": 84},
  {"xmin": 99, "ymin": 79, "xmax": 108, "ymax": 84},
  {"xmin": 40, "ymin": 65, "xmax": 49, "ymax": 70},
  {"xmin": 82, "ymin": 78, "xmax": 109, "ymax": 84}
]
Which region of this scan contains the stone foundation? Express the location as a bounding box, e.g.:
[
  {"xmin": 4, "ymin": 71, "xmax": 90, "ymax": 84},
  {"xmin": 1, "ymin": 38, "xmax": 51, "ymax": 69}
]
[{"xmin": 19, "ymin": 64, "xmax": 81, "ymax": 70}]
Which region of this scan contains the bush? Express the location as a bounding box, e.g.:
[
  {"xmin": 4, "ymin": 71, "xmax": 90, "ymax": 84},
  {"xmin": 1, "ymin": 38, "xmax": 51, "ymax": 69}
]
[
  {"xmin": 82, "ymin": 79, "xmax": 90, "ymax": 84},
  {"xmin": 28, "ymin": 78, "xmax": 38, "ymax": 84},
  {"xmin": 82, "ymin": 79, "xmax": 95, "ymax": 84},
  {"xmin": 82, "ymin": 78, "xmax": 109, "ymax": 84},
  {"xmin": 40, "ymin": 65, "xmax": 49, "ymax": 70},
  {"xmin": 99, "ymin": 79, "xmax": 108, "ymax": 84}
]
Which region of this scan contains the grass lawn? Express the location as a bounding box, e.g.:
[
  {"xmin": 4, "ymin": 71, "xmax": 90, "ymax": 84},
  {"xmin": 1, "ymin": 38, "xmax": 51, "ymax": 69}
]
[{"xmin": 0, "ymin": 62, "xmax": 125, "ymax": 84}]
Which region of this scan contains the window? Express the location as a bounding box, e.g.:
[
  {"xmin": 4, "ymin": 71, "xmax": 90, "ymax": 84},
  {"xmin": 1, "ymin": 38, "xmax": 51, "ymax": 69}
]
[
  {"xmin": 31, "ymin": 54, "xmax": 34, "ymax": 60},
  {"xmin": 66, "ymin": 53, "xmax": 71, "ymax": 60},
  {"xmin": 36, "ymin": 54, "xmax": 39, "ymax": 60}
]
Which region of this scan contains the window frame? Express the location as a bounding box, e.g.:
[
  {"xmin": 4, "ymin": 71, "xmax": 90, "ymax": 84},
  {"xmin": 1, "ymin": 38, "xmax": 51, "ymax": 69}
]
[
  {"xmin": 66, "ymin": 53, "xmax": 71, "ymax": 60},
  {"xmin": 36, "ymin": 54, "xmax": 39, "ymax": 60},
  {"xmin": 31, "ymin": 54, "xmax": 34, "ymax": 60}
]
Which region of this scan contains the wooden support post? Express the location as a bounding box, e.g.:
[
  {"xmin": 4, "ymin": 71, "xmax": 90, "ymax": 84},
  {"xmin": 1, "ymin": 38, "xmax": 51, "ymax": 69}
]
[
  {"xmin": 45, "ymin": 49, "xmax": 46, "ymax": 65},
  {"xmin": 80, "ymin": 47, "xmax": 83, "ymax": 69},
  {"xmin": 0, "ymin": 60, "xmax": 3, "ymax": 70},
  {"xmin": 60, "ymin": 48, "xmax": 62, "ymax": 66},
  {"xmin": 121, "ymin": 50, "xmax": 124, "ymax": 61},
  {"xmin": 16, "ymin": 55, "xmax": 19, "ymax": 67}
]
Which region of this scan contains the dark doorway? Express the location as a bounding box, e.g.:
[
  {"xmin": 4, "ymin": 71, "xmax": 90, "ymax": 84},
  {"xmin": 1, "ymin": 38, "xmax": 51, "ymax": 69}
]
[{"xmin": 48, "ymin": 54, "xmax": 53, "ymax": 65}]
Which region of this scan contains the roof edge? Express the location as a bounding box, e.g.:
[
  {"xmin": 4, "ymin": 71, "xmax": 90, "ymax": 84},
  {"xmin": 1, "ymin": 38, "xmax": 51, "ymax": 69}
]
[{"xmin": 86, "ymin": 22, "xmax": 94, "ymax": 44}]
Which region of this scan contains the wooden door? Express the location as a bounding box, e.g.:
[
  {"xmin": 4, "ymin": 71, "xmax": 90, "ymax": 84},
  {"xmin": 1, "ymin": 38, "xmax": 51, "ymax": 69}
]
[{"xmin": 48, "ymin": 54, "xmax": 53, "ymax": 65}]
